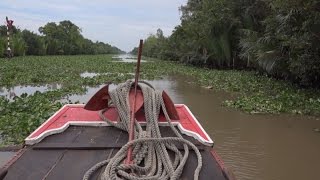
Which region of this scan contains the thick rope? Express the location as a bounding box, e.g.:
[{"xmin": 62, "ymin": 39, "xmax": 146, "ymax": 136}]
[{"xmin": 83, "ymin": 80, "xmax": 202, "ymax": 180}]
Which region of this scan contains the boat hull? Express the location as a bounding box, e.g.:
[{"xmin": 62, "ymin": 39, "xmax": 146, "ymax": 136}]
[{"xmin": 0, "ymin": 104, "xmax": 235, "ymax": 180}]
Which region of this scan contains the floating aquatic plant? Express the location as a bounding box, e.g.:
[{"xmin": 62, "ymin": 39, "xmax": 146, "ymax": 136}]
[{"xmin": 0, "ymin": 55, "xmax": 319, "ymax": 145}]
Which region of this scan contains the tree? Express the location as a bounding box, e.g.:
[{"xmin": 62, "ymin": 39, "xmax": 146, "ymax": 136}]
[
  {"xmin": 39, "ymin": 20, "xmax": 123, "ymax": 55},
  {"xmin": 0, "ymin": 20, "xmax": 123, "ymax": 58},
  {"xmin": 135, "ymin": 0, "xmax": 320, "ymax": 87},
  {"xmin": 0, "ymin": 37, "xmax": 5, "ymax": 58},
  {"xmin": 12, "ymin": 33, "xmax": 27, "ymax": 56},
  {"xmin": 21, "ymin": 30, "xmax": 46, "ymax": 55}
]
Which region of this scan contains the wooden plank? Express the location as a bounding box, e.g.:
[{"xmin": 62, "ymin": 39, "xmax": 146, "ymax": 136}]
[
  {"xmin": 4, "ymin": 150, "xmax": 65, "ymax": 180},
  {"xmin": 73, "ymin": 126, "xmax": 128, "ymax": 146},
  {"xmin": 44, "ymin": 150, "xmax": 113, "ymax": 180},
  {"xmin": 4, "ymin": 126, "xmax": 225, "ymax": 180},
  {"xmin": 33, "ymin": 126, "xmax": 126, "ymax": 149}
]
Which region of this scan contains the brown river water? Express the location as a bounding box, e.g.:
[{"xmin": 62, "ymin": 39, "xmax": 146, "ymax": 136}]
[{"xmin": 1, "ymin": 75, "xmax": 320, "ymax": 180}]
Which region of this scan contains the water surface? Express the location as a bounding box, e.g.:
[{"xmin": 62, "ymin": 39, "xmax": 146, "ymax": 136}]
[
  {"xmin": 1, "ymin": 75, "xmax": 319, "ymax": 180},
  {"xmin": 164, "ymin": 76, "xmax": 320, "ymax": 180},
  {"xmin": 112, "ymin": 54, "xmax": 146, "ymax": 63},
  {"xmin": 80, "ymin": 72, "xmax": 135, "ymax": 78},
  {"xmin": 0, "ymin": 84, "xmax": 62, "ymax": 100},
  {"xmin": 60, "ymin": 75, "xmax": 320, "ymax": 180}
]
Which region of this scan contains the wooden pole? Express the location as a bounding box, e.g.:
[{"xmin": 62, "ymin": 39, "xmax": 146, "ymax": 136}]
[{"xmin": 126, "ymin": 39, "xmax": 143, "ymax": 164}]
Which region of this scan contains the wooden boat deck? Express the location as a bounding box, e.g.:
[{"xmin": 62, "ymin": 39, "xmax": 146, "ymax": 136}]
[{"xmin": 2, "ymin": 126, "xmax": 228, "ymax": 180}]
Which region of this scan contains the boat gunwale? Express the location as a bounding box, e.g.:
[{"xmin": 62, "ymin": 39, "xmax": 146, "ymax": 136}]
[{"xmin": 25, "ymin": 104, "xmax": 214, "ymax": 146}]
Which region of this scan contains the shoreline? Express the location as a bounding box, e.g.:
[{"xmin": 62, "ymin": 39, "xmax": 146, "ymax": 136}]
[{"xmin": 0, "ymin": 55, "xmax": 319, "ymax": 145}]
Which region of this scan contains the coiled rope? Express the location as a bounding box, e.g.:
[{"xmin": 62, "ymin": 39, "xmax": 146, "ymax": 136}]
[{"xmin": 83, "ymin": 80, "xmax": 202, "ymax": 180}]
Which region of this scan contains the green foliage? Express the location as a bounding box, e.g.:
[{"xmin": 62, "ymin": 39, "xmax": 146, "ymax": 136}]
[
  {"xmin": 142, "ymin": 60, "xmax": 320, "ymax": 115},
  {"xmin": 130, "ymin": 29, "xmax": 167, "ymax": 59},
  {"xmin": 0, "ymin": 55, "xmax": 319, "ymax": 145},
  {"xmin": 21, "ymin": 30, "xmax": 46, "ymax": 55},
  {"xmin": 134, "ymin": 0, "xmax": 320, "ymax": 87},
  {"xmin": 0, "ymin": 55, "xmax": 136, "ymax": 145},
  {"xmin": 12, "ymin": 33, "xmax": 27, "ymax": 56},
  {"xmin": 0, "ymin": 37, "xmax": 5, "ymax": 58},
  {"xmin": 239, "ymin": 0, "xmax": 320, "ymax": 86},
  {"xmin": 38, "ymin": 20, "xmax": 123, "ymax": 55},
  {"xmin": 130, "ymin": 47, "xmax": 138, "ymax": 55},
  {"xmin": 0, "ymin": 55, "xmax": 135, "ymax": 87},
  {"xmin": 0, "ymin": 25, "xmax": 19, "ymax": 36},
  {"xmin": 0, "ymin": 93, "xmax": 63, "ymax": 144},
  {"xmin": 0, "ymin": 20, "xmax": 123, "ymax": 57}
]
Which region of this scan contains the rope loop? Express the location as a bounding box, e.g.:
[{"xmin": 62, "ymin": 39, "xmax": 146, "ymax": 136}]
[{"xmin": 83, "ymin": 80, "xmax": 202, "ymax": 180}]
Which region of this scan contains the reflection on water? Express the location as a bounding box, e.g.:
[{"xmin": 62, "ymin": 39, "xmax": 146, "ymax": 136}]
[
  {"xmin": 80, "ymin": 72, "xmax": 101, "ymax": 78},
  {"xmin": 0, "ymin": 84, "xmax": 62, "ymax": 100},
  {"xmin": 112, "ymin": 54, "xmax": 146, "ymax": 63},
  {"xmin": 61, "ymin": 84, "xmax": 109, "ymax": 103},
  {"xmin": 80, "ymin": 72, "xmax": 135, "ymax": 78}
]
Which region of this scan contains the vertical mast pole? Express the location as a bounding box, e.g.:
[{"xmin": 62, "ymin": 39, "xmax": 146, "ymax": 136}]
[
  {"xmin": 126, "ymin": 39, "xmax": 143, "ymax": 164},
  {"xmin": 5, "ymin": 17, "xmax": 13, "ymax": 59}
]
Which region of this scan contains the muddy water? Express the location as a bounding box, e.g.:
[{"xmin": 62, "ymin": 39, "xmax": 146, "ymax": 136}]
[
  {"xmin": 1, "ymin": 75, "xmax": 320, "ymax": 180},
  {"xmin": 163, "ymin": 76, "xmax": 320, "ymax": 180},
  {"xmin": 60, "ymin": 75, "xmax": 320, "ymax": 180}
]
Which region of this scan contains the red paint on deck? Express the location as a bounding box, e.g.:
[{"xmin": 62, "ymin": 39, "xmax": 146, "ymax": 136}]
[{"xmin": 27, "ymin": 104, "xmax": 212, "ymax": 145}]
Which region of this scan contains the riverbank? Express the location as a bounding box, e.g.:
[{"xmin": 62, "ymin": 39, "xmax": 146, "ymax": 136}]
[
  {"xmin": 141, "ymin": 59, "xmax": 320, "ymax": 115},
  {"xmin": 0, "ymin": 55, "xmax": 319, "ymax": 145}
]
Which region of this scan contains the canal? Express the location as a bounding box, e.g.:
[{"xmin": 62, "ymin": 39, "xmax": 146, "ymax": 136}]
[{"xmin": 1, "ymin": 74, "xmax": 320, "ymax": 180}]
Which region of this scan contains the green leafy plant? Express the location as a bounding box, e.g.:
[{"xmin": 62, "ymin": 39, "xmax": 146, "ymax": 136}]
[{"xmin": 0, "ymin": 55, "xmax": 319, "ymax": 145}]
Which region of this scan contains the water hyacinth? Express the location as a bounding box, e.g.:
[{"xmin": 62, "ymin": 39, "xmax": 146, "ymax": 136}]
[{"xmin": 0, "ymin": 55, "xmax": 320, "ymax": 145}]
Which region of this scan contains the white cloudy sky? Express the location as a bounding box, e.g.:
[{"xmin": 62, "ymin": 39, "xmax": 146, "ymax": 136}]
[{"xmin": 0, "ymin": 0, "xmax": 186, "ymax": 52}]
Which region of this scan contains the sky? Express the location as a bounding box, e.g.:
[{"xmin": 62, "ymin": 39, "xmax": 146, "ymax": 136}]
[{"xmin": 0, "ymin": 0, "xmax": 186, "ymax": 52}]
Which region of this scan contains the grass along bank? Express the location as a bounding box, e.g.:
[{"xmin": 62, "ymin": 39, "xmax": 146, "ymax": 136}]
[
  {"xmin": 140, "ymin": 59, "xmax": 320, "ymax": 115},
  {"xmin": 0, "ymin": 55, "xmax": 319, "ymax": 145}
]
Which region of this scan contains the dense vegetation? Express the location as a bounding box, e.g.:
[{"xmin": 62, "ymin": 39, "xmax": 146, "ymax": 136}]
[
  {"xmin": 0, "ymin": 20, "xmax": 123, "ymax": 57},
  {"xmin": 132, "ymin": 0, "xmax": 320, "ymax": 88},
  {"xmin": 0, "ymin": 1, "xmax": 319, "ymax": 145},
  {"xmin": 0, "ymin": 55, "xmax": 135, "ymax": 144},
  {"xmin": 1, "ymin": 55, "xmax": 319, "ymax": 144}
]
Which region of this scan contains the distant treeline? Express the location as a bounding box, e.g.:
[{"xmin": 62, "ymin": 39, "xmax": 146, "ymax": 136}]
[
  {"xmin": 0, "ymin": 20, "xmax": 124, "ymax": 57},
  {"xmin": 132, "ymin": 0, "xmax": 320, "ymax": 87}
]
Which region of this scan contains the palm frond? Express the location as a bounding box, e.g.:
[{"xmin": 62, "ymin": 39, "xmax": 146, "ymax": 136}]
[{"xmin": 256, "ymin": 50, "xmax": 281, "ymax": 73}]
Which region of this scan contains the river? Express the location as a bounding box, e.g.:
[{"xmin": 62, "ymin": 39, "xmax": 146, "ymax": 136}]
[
  {"xmin": 164, "ymin": 75, "xmax": 320, "ymax": 180},
  {"xmin": 1, "ymin": 75, "xmax": 320, "ymax": 180}
]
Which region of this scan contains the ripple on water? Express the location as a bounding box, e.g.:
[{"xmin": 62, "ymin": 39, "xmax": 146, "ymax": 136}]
[{"xmin": 214, "ymin": 128, "xmax": 267, "ymax": 180}]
